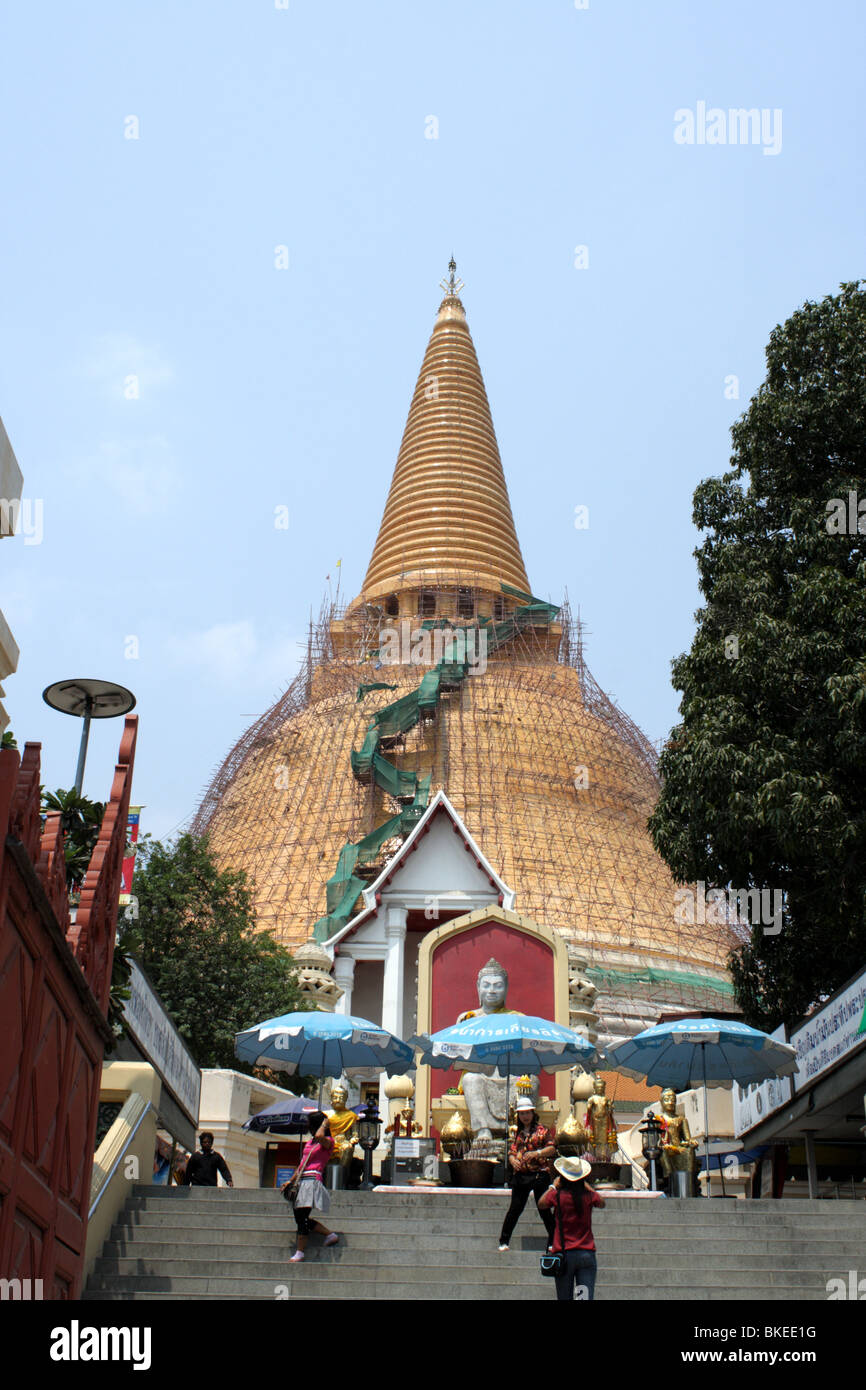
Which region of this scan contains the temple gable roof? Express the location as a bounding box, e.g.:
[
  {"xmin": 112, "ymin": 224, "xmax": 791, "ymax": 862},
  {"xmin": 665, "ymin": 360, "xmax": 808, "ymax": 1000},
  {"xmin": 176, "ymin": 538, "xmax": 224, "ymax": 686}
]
[{"xmin": 323, "ymin": 790, "xmax": 514, "ymax": 951}]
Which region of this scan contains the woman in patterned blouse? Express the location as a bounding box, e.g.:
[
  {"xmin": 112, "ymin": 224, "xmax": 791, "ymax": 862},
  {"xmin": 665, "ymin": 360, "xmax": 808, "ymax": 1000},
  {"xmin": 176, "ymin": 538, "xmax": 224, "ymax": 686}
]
[{"xmin": 498, "ymin": 1098, "xmax": 557, "ymax": 1251}]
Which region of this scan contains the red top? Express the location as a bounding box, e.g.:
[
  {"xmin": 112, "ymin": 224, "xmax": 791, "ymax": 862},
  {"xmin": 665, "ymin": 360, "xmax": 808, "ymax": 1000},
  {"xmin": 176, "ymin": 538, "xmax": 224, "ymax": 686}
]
[
  {"xmin": 299, "ymin": 1136, "xmax": 334, "ymax": 1178},
  {"xmin": 542, "ymin": 1185, "xmax": 603, "ymax": 1253}
]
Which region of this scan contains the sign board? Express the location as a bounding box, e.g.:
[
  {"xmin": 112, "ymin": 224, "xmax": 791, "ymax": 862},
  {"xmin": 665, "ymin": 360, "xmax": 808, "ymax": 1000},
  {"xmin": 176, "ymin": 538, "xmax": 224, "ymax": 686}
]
[
  {"xmin": 122, "ymin": 959, "xmax": 201, "ymax": 1125},
  {"xmin": 119, "ymin": 805, "xmax": 143, "ymax": 905},
  {"xmin": 391, "ymin": 1136, "xmax": 435, "ymax": 1181},
  {"xmin": 394, "ymin": 1139, "xmax": 421, "ymax": 1158},
  {"xmin": 790, "ymin": 968, "xmax": 866, "ymax": 1092},
  {"xmin": 275, "ymin": 1167, "xmax": 295, "ymax": 1188},
  {"xmin": 732, "ymin": 1025, "xmax": 794, "ymax": 1137}
]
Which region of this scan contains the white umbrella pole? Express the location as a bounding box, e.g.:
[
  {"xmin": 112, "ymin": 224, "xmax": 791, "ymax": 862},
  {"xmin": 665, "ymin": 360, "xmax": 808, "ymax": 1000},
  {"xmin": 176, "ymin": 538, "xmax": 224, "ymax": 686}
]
[{"xmin": 702, "ymin": 1043, "xmax": 710, "ymax": 1199}]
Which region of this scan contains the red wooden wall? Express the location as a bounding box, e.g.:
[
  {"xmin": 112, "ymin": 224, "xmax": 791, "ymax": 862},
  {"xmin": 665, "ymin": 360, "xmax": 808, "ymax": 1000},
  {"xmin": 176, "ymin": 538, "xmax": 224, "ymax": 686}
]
[{"xmin": 0, "ymin": 716, "xmax": 137, "ymax": 1298}]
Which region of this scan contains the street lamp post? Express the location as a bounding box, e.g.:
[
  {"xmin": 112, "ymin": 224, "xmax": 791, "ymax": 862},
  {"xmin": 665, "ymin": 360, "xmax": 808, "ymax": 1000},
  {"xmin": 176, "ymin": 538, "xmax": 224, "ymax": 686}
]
[
  {"xmin": 639, "ymin": 1112, "xmax": 664, "ymax": 1193},
  {"xmin": 42, "ymin": 679, "xmax": 136, "ymax": 793},
  {"xmin": 357, "ymin": 1097, "xmax": 381, "ymax": 1191}
]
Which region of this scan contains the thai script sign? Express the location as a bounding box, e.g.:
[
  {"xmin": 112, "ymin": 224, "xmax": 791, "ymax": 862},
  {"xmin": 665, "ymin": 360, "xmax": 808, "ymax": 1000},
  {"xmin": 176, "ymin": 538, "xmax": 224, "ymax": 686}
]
[
  {"xmin": 790, "ymin": 969, "xmax": 866, "ymax": 1093},
  {"xmin": 122, "ymin": 960, "xmax": 201, "ymax": 1123},
  {"xmin": 732, "ymin": 1027, "xmax": 793, "ymax": 1137}
]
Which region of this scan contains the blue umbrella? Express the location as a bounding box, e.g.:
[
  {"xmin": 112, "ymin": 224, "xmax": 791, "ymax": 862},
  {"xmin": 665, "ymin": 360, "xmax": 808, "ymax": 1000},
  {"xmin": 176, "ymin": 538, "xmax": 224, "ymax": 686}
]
[
  {"xmin": 242, "ymin": 1094, "xmax": 322, "ymax": 1134},
  {"xmin": 235, "ymin": 1011, "xmax": 415, "ymax": 1104},
  {"xmin": 605, "ymin": 1017, "xmax": 798, "ymax": 1196},
  {"xmin": 411, "ymin": 1014, "xmax": 600, "ymax": 1186},
  {"xmin": 411, "ymin": 1013, "xmax": 600, "ymax": 1072}
]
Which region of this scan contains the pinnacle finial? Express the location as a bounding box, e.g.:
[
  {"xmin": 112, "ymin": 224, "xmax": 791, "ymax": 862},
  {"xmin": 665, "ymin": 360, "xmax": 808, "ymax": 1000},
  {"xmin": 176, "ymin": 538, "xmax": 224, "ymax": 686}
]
[{"xmin": 439, "ymin": 255, "xmax": 464, "ymax": 298}]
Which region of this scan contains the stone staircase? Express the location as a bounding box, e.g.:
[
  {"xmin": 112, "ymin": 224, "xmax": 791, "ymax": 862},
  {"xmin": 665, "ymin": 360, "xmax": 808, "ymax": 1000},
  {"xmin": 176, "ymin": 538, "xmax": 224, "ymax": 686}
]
[{"xmin": 84, "ymin": 1186, "xmax": 866, "ymax": 1300}]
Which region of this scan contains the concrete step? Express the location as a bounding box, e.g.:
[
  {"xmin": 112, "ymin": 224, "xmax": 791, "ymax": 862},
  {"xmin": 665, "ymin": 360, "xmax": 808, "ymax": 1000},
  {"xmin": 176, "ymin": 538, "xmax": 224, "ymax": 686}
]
[
  {"xmin": 125, "ymin": 1192, "xmax": 866, "ymax": 1223},
  {"xmin": 125, "ymin": 1189, "xmax": 861, "ymax": 1212},
  {"xmin": 595, "ymin": 1286, "xmax": 833, "ymax": 1302},
  {"xmin": 134, "ymin": 1187, "xmax": 864, "ymax": 1209},
  {"xmin": 97, "ymin": 1245, "xmax": 543, "ymax": 1268},
  {"xmin": 91, "ymin": 1252, "xmax": 852, "ymax": 1283},
  {"xmin": 128, "ymin": 1191, "xmax": 866, "ymax": 1218},
  {"xmin": 99, "ymin": 1230, "xmax": 866, "ymax": 1258},
  {"xmin": 89, "ymin": 1258, "xmax": 545, "ymax": 1285},
  {"xmin": 110, "ymin": 1211, "xmax": 866, "ymax": 1239},
  {"xmin": 82, "ymin": 1273, "xmax": 548, "ymax": 1299},
  {"xmin": 103, "ymin": 1231, "xmax": 549, "ymax": 1254},
  {"xmin": 86, "ymin": 1185, "xmax": 866, "ymax": 1302},
  {"xmin": 79, "ymin": 1276, "xmax": 830, "ymax": 1302}
]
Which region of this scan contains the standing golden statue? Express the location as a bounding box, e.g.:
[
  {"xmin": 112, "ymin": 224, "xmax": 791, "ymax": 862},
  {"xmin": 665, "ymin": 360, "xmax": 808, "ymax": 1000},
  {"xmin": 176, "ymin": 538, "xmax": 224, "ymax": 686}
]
[
  {"xmin": 584, "ymin": 1077, "xmax": 618, "ymax": 1162},
  {"xmin": 326, "ymin": 1083, "xmax": 360, "ymax": 1169},
  {"xmin": 658, "ymin": 1087, "xmax": 698, "ymax": 1177}
]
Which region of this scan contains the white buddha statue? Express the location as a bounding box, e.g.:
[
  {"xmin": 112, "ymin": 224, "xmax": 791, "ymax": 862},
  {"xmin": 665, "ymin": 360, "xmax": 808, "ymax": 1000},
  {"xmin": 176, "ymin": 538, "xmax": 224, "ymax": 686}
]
[{"xmin": 457, "ymin": 958, "xmax": 538, "ymax": 1142}]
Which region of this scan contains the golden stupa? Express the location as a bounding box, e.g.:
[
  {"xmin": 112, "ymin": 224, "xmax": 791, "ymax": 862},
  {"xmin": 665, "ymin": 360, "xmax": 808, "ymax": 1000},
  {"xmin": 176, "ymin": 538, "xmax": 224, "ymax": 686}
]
[{"xmin": 194, "ymin": 263, "xmax": 736, "ymax": 1038}]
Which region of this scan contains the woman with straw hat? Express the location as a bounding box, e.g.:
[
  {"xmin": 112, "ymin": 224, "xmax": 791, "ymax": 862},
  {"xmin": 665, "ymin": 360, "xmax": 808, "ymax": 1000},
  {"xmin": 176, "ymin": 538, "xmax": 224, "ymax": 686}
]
[
  {"xmin": 498, "ymin": 1098, "xmax": 557, "ymax": 1252},
  {"xmin": 538, "ymin": 1155, "xmax": 606, "ymax": 1300}
]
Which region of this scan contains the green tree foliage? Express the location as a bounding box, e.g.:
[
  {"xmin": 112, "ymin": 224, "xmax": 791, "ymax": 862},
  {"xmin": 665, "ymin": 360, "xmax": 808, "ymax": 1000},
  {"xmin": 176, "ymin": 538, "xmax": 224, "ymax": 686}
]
[
  {"xmin": 649, "ymin": 282, "xmax": 866, "ymax": 1030},
  {"xmin": 40, "ymin": 787, "xmax": 134, "ymax": 1033},
  {"xmin": 127, "ymin": 832, "xmax": 309, "ymax": 1078},
  {"xmin": 42, "ymin": 787, "xmax": 106, "ymax": 890}
]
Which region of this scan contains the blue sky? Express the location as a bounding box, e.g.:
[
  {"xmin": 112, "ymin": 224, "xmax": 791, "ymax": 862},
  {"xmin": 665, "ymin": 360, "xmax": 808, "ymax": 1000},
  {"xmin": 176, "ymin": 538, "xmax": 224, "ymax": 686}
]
[{"xmin": 1, "ymin": 0, "xmax": 863, "ymax": 838}]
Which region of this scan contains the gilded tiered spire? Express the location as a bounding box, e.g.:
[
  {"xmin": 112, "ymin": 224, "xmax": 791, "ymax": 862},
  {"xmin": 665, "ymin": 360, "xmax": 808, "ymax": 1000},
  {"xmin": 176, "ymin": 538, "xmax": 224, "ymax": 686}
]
[
  {"xmin": 355, "ymin": 261, "xmax": 530, "ymax": 607},
  {"xmin": 197, "ymin": 265, "xmax": 736, "ymax": 1039}
]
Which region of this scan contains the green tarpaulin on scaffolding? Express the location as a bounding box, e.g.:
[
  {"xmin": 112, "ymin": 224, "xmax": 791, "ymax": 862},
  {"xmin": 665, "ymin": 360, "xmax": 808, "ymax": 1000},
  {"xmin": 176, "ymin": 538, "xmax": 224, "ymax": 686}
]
[
  {"xmin": 313, "ymin": 587, "xmax": 560, "ymax": 942},
  {"xmin": 417, "ymin": 669, "xmax": 441, "ymax": 710},
  {"xmin": 312, "ymin": 778, "xmax": 433, "ymax": 942},
  {"xmin": 356, "ymin": 682, "xmax": 398, "ymax": 702},
  {"xmin": 372, "ymin": 752, "xmax": 417, "ymax": 800},
  {"xmin": 373, "ymin": 690, "xmax": 421, "ymax": 736},
  {"xmin": 586, "ymin": 965, "xmax": 735, "ymax": 996}
]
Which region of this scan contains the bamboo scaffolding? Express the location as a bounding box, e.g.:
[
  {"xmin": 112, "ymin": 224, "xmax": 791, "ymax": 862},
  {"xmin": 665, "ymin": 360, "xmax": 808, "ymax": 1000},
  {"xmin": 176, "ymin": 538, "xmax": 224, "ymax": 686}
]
[{"xmin": 190, "ymin": 582, "xmax": 737, "ymax": 1033}]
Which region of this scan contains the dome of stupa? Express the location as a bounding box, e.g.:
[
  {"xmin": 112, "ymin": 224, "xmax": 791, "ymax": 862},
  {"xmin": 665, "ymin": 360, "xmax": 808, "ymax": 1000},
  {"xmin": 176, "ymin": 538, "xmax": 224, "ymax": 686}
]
[{"xmin": 193, "ymin": 263, "xmax": 737, "ymax": 1040}]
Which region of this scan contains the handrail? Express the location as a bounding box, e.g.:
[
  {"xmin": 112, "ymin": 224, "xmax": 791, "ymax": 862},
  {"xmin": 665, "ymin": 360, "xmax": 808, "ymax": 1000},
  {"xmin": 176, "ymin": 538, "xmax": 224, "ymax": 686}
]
[
  {"xmin": 89, "ymin": 1093, "xmax": 155, "ymax": 1219},
  {"xmin": 618, "ymin": 1120, "xmax": 650, "ymax": 1190}
]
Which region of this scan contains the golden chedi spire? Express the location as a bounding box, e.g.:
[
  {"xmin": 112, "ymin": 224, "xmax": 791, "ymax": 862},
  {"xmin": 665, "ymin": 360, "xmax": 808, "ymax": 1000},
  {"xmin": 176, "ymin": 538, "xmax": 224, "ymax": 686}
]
[
  {"xmin": 196, "ymin": 268, "xmax": 736, "ymax": 1045},
  {"xmin": 354, "ymin": 260, "xmax": 530, "ymax": 609}
]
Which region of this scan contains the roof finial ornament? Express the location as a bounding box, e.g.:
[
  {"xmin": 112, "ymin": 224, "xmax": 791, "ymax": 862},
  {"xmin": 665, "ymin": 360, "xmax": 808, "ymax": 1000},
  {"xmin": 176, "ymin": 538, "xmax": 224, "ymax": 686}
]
[{"xmin": 439, "ymin": 255, "xmax": 464, "ymax": 298}]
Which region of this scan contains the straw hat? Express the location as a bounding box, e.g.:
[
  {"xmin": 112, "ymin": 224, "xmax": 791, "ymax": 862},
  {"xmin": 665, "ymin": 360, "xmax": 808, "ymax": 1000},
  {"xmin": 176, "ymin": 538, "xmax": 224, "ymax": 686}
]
[
  {"xmin": 553, "ymin": 1155, "xmax": 592, "ymax": 1182},
  {"xmin": 514, "ymin": 1098, "xmax": 537, "ymax": 1112}
]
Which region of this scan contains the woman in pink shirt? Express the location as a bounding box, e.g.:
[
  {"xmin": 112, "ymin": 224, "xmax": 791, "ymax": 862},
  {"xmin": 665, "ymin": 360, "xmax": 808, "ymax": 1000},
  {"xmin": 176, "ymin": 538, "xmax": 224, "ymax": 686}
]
[{"xmin": 281, "ymin": 1112, "xmax": 340, "ymax": 1262}]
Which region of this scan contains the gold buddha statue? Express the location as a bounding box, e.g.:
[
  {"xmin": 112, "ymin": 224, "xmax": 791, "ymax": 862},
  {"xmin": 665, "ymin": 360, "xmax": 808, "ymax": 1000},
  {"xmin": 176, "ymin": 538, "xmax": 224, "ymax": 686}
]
[
  {"xmin": 584, "ymin": 1076, "xmax": 618, "ymax": 1162},
  {"xmin": 659, "ymin": 1087, "xmax": 698, "ymax": 1177},
  {"xmin": 327, "ymin": 1082, "xmax": 359, "ymax": 1167}
]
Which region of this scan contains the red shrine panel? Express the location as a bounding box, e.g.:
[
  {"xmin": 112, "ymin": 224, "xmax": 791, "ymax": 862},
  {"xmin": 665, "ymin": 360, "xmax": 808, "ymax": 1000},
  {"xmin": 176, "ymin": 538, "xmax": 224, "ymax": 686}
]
[{"xmin": 429, "ymin": 920, "xmax": 557, "ymax": 1101}]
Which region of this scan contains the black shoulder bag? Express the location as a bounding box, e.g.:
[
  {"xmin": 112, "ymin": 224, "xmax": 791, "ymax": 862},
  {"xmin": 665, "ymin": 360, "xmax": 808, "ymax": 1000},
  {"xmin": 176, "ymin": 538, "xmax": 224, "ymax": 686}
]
[
  {"xmin": 539, "ymin": 1189, "xmax": 566, "ymax": 1277},
  {"xmin": 282, "ymin": 1146, "xmax": 311, "ymax": 1204}
]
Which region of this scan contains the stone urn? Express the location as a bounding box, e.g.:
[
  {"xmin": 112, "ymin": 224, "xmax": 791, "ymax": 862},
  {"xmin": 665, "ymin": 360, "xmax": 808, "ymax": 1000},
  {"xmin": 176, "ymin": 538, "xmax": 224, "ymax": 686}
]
[{"xmin": 571, "ymin": 1070, "xmax": 596, "ymax": 1104}]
